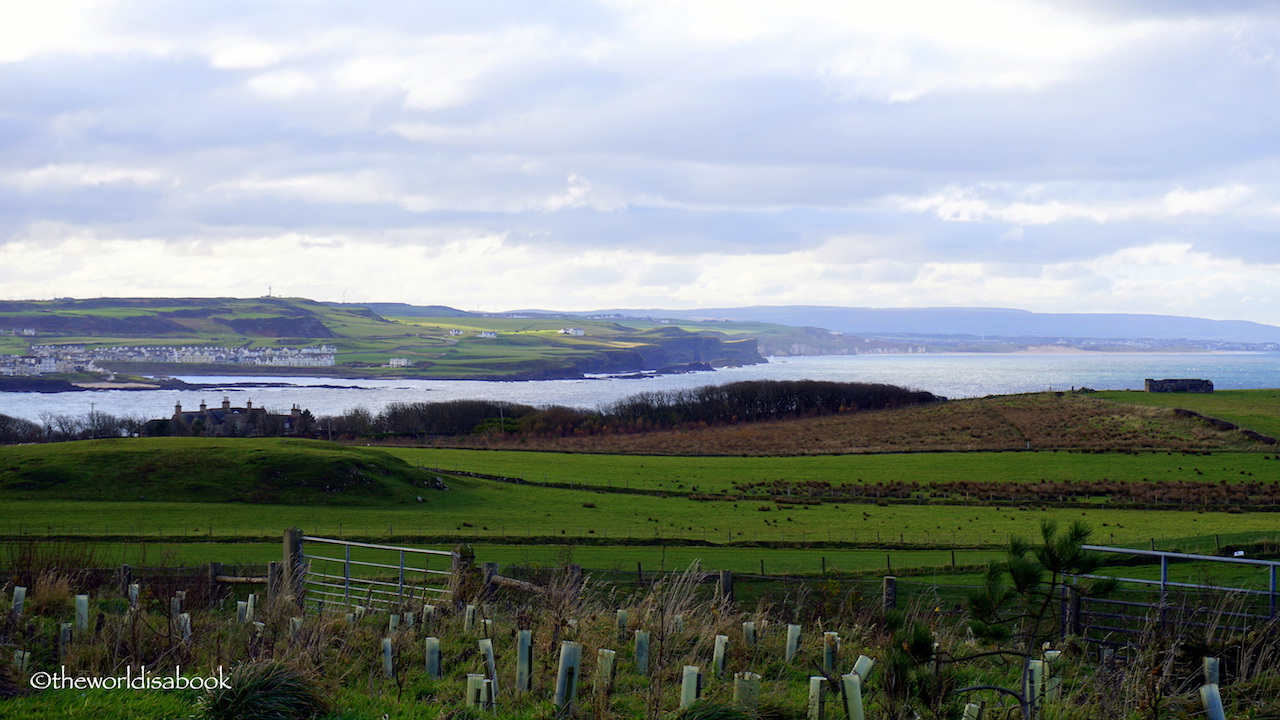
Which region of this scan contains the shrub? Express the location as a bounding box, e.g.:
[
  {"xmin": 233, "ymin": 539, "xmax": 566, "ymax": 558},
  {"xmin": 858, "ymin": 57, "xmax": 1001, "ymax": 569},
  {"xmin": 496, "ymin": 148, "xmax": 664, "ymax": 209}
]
[{"xmin": 195, "ymin": 661, "xmax": 330, "ymax": 720}]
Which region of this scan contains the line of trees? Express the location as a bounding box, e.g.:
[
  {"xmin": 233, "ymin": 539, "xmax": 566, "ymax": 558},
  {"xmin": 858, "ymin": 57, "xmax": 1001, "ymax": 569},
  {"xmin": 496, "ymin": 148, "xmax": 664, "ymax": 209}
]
[
  {"xmin": 0, "ymin": 410, "xmax": 147, "ymax": 444},
  {"xmin": 0, "ymin": 380, "xmax": 942, "ymax": 445},
  {"xmin": 318, "ymin": 380, "xmax": 942, "ymax": 440}
]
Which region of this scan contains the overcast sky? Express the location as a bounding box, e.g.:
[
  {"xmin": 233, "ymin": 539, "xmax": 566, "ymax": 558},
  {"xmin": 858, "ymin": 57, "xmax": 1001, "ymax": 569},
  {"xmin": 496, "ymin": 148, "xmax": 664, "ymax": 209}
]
[{"xmin": 3, "ymin": 1, "xmax": 1280, "ymax": 323}]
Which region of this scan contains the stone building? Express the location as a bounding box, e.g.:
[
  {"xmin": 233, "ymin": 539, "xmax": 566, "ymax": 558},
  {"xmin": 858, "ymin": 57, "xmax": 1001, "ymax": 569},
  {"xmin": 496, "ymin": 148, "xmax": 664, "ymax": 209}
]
[
  {"xmin": 143, "ymin": 396, "xmax": 312, "ymax": 436},
  {"xmin": 1144, "ymin": 378, "xmax": 1214, "ymax": 393}
]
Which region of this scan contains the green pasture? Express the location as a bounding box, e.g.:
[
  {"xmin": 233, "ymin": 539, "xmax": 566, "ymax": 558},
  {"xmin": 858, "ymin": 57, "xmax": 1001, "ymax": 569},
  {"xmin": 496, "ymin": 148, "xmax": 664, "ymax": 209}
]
[
  {"xmin": 383, "ymin": 446, "xmax": 1280, "ymax": 493},
  {"xmin": 0, "ymin": 336, "xmax": 27, "ymax": 354},
  {"xmin": 5, "ymin": 479, "xmax": 1278, "ymax": 548},
  {"xmin": 1097, "ymin": 389, "xmax": 1280, "ymax": 440},
  {"xmin": 391, "ymin": 316, "xmax": 631, "ymax": 335}
]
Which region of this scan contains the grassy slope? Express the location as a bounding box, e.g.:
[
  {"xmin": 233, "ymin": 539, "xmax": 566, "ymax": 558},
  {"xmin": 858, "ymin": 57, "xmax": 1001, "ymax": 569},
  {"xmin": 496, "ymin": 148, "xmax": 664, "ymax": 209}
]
[
  {"xmin": 427, "ymin": 393, "xmax": 1264, "ymax": 455},
  {"xmin": 1095, "ymin": 389, "xmax": 1280, "ymax": 439},
  {"xmin": 0, "ymin": 438, "xmax": 439, "ymax": 504}
]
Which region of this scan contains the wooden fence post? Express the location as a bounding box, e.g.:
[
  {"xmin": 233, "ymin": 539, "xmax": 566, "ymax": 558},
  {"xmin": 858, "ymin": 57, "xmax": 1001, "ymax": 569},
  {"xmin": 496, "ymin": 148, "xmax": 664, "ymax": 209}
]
[
  {"xmin": 282, "ymin": 527, "xmax": 303, "ymax": 607},
  {"xmin": 452, "ymin": 543, "xmax": 476, "ymax": 610},
  {"xmin": 719, "ymin": 570, "xmax": 734, "ymax": 605},
  {"xmin": 267, "ymin": 561, "xmax": 281, "ymax": 598},
  {"xmin": 568, "ymin": 564, "xmax": 584, "ymax": 601},
  {"xmin": 117, "ymin": 565, "xmax": 133, "ymax": 596},
  {"xmin": 207, "ymin": 562, "xmax": 223, "ymax": 607},
  {"xmin": 482, "ymin": 562, "xmax": 499, "ymax": 601},
  {"xmin": 1064, "ymin": 584, "xmax": 1082, "ymax": 637},
  {"xmin": 882, "ymin": 576, "xmax": 897, "ymax": 613}
]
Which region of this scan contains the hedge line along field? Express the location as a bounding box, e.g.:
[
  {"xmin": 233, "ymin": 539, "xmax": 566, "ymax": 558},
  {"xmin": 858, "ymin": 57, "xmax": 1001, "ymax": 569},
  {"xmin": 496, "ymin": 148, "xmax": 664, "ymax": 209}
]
[
  {"xmin": 70, "ymin": 540, "xmax": 1280, "ymax": 591},
  {"xmin": 67, "ymin": 541, "xmax": 1009, "ymax": 576}
]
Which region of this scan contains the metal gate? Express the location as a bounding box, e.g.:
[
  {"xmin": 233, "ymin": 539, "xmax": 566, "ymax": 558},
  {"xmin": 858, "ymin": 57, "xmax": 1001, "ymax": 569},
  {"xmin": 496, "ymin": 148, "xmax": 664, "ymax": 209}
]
[
  {"xmin": 297, "ymin": 535, "xmax": 456, "ymax": 613},
  {"xmin": 1066, "ymin": 544, "xmax": 1280, "ymax": 644}
]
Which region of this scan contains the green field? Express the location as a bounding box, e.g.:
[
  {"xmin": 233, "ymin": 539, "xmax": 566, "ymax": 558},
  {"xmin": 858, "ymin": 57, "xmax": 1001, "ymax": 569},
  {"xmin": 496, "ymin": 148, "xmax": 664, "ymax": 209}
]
[
  {"xmin": 1096, "ymin": 389, "xmax": 1280, "ymax": 439},
  {"xmin": 4, "ymin": 432, "xmax": 1280, "ymax": 556},
  {"xmin": 382, "ymin": 446, "xmax": 1280, "ymax": 493},
  {"xmin": 6, "ymin": 486, "xmax": 1279, "ymax": 549},
  {"xmin": 4, "ymin": 391, "xmax": 1280, "ymax": 583}
]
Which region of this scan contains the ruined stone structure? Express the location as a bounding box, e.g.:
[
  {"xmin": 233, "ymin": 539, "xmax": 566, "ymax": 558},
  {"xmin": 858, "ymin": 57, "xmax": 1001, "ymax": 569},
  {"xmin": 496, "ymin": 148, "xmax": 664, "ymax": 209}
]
[{"xmin": 1144, "ymin": 378, "xmax": 1214, "ymax": 393}]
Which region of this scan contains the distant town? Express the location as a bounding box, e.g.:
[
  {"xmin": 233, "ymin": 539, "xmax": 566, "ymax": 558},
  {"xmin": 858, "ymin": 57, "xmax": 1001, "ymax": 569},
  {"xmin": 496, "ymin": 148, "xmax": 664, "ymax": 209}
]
[{"xmin": 0, "ymin": 343, "xmax": 336, "ymax": 377}]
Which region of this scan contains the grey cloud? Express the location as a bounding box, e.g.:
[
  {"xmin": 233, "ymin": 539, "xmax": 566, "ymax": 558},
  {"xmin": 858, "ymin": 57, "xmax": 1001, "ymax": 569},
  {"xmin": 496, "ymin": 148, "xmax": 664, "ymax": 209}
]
[{"xmin": 4, "ymin": 1, "xmax": 1280, "ymax": 318}]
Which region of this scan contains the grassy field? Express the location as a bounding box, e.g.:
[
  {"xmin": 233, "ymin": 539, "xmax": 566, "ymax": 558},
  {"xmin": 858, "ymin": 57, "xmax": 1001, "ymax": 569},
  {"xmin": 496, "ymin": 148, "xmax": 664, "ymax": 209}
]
[
  {"xmin": 382, "ymin": 445, "xmax": 1280, "ymax": 493},
  {"xmin": 2, "ymin": 424, "xmax": 1279, "ymax": 556},
  {"xmin": 6, "ymin": 487, "xmax": 1279, "ymax": 549}
]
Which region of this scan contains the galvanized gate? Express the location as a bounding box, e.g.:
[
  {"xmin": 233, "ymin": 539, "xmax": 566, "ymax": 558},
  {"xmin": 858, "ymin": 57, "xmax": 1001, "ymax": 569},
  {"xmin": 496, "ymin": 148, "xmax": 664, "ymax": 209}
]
[
  {"xmin": 293, "ymin": 534, "xmax": 456, "ymax": 613},
  {"xmin": 1066, "ymin": 544, "xmax": 1280, "ymax": 643}
]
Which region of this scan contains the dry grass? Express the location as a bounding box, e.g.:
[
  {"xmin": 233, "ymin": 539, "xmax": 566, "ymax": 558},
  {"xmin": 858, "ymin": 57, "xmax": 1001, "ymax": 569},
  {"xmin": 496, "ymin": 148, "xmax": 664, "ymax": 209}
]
[{"xmin": 415, "ymin": 394, "xmax": 1261, "ymax": 456}]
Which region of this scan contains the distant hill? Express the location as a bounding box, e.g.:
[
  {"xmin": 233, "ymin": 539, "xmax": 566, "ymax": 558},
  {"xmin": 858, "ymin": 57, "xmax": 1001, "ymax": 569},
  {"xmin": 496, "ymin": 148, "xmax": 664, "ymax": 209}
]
[
  {"xmin": 334, "ymin": 302, "xmax": 472, "ymax": 318},
  {"xmin": 575, "ymin": 306, "xmax": 1280, "ymax": 345},
  {"xmin": 0, "ymin": 297, "xmax": 770, "ymax": 381}
]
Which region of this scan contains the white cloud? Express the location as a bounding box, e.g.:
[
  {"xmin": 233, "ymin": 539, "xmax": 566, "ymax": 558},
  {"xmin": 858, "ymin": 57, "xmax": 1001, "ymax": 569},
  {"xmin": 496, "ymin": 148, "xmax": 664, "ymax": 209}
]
[
  {"xmin": 246, "ymin": 70, "xmax": 317, "ymax": 97},
  {"xmin": 331, "ymin": 28, "xmax": 551, "ymax": 111},
  {"xmin": 894, "ymin": 183, "xmax": 1260, "ymax": 225},
  {"xmin": 212, "ymin": 172, "xmax": 395, "ymax": 206},
  {"xmin": 0, "ymin": 0, "xmax": 175, "ymax": 63},
  {"xmin": 3, "ymin": 164, "xmax": 167, "ymax": 189},
  {"xmin": 209, "ymin": 38, "xmax": 293, "ymax": 70},
  {"xmin": 1163, "ymin": 185, "xmax": 1253, "ymax": 215},
  {"xmin": 4, "ymin": 3, "xmax": 1280, "ymax": 323},
  {"xmin": 614, "ymin": 0, "xmax": 1157, "ymax": 101},
  {"xmin": 3, "ymin": 224, "xmax": 1280, "ymax": 323}
]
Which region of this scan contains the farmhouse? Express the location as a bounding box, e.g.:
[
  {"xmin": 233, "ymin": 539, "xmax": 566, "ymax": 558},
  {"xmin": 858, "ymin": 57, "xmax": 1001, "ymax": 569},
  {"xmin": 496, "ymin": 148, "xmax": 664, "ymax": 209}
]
[
  {"xmin": 1145, "ymin": 378, "xmax": 1214, "ymax": 393},
  {"xmin": 144, "ymin": 396, "xmax": 312, "ymax": 437}
]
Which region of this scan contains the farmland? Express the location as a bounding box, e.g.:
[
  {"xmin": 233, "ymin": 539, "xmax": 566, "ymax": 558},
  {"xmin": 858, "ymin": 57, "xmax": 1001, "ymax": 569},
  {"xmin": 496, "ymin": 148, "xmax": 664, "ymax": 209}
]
[{"xmin": 3, "ymin": 390, "xmax": 1280, "ymax": 719}]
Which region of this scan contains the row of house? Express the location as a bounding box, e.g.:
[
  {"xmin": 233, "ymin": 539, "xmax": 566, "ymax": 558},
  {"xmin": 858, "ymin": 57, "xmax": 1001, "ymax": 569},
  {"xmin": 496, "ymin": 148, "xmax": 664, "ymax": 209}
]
[
  {"xmin": 32, "ymin": 344, "xmax": 337, "ymax": 367},
  {"xmin": 0, "ymin": 354, "xmax": 99, "ymax": 376}
]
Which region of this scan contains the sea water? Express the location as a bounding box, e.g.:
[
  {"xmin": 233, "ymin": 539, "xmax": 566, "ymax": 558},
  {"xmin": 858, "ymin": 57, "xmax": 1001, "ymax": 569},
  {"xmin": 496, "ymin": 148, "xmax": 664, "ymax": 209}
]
[{"xmin": 1, "ymin": 352, "xmax": 1276, "ymax": 423}]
